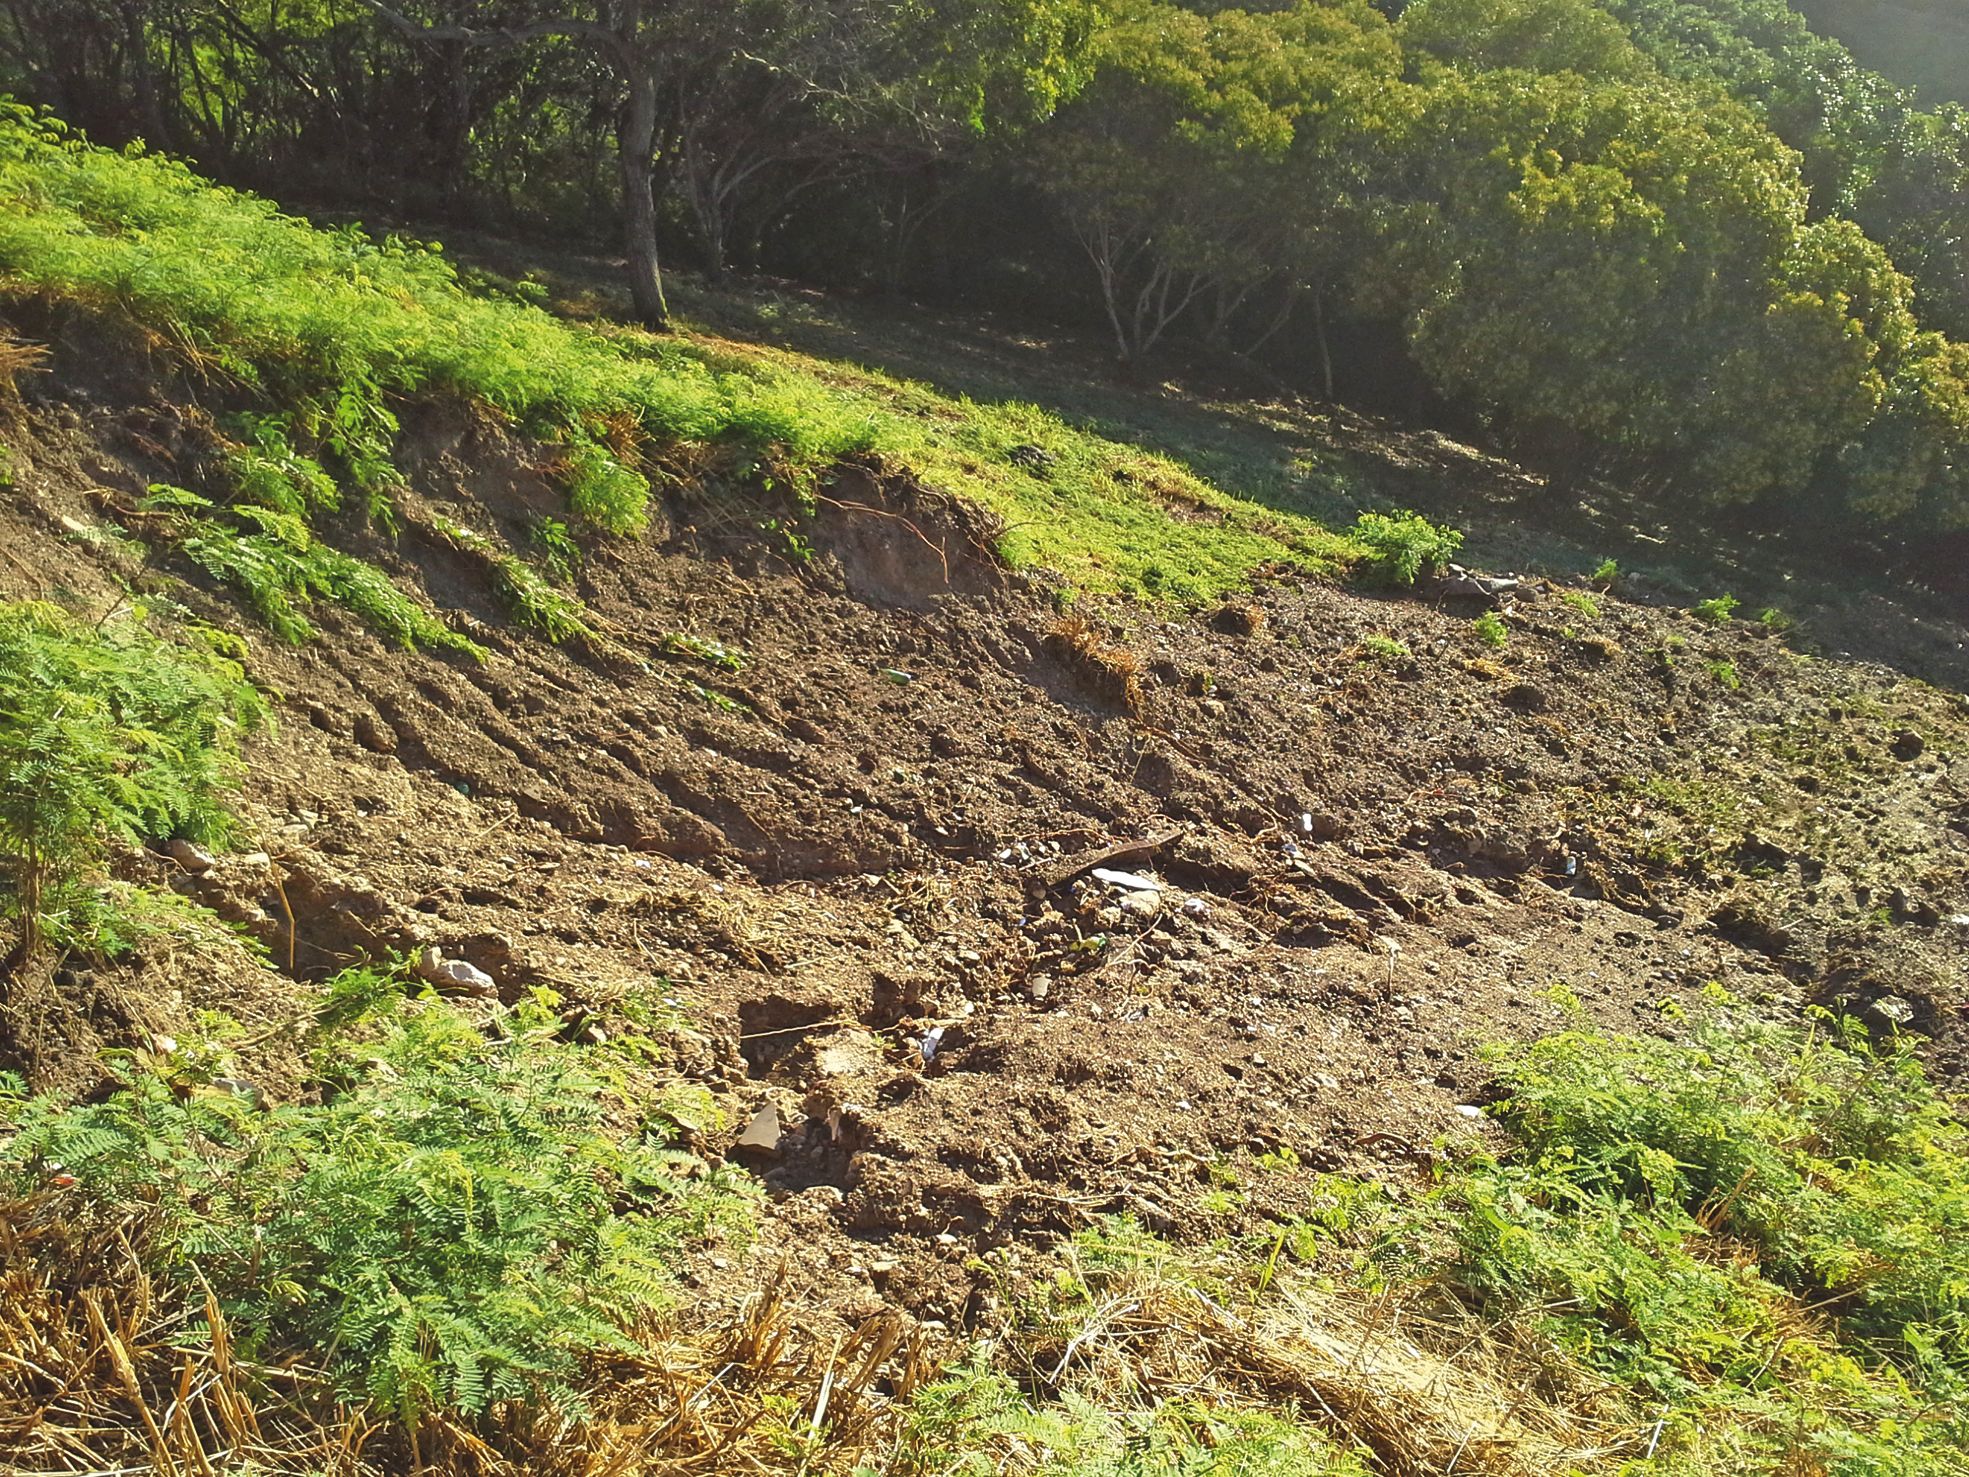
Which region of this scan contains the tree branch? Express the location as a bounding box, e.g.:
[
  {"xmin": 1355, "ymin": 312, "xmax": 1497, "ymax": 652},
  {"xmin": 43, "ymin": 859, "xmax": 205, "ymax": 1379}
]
[{"xmin": 354, "ymin": 0, "xmax": 620, "ymax": 56}]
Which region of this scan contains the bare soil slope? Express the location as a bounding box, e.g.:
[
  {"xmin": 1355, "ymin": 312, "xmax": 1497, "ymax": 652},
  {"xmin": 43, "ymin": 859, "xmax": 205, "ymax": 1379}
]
[{"xmin": 4, "ymin": 312, "xmax": 1968, "ymax": 1339}]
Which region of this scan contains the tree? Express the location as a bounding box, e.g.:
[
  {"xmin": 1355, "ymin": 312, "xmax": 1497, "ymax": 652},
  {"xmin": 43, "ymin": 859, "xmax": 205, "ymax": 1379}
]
[
  {"xmin": 357, "ymin": 1, "xmax": 677, "ymax": 327},
  {"xmin": 1367, "ymin": 63, "xmax": 1909, "ymax": 500},
  {"xmin": 1034, "ymin": 0, "xmax": 1398, "ymax": 370}
]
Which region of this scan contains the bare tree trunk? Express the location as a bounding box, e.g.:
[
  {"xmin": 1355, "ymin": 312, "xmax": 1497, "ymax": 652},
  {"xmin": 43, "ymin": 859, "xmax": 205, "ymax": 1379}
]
[
  {"xmin": 619, "ymin": 68, "xmax": 670, "ymax": 328},
  {"xmin": 357, "ymin": 0, "xmax": 673, "ymax": 330},
  {"xmin": 1311, "ymin": 287, "xmax": 1334, "ymax": 402}
]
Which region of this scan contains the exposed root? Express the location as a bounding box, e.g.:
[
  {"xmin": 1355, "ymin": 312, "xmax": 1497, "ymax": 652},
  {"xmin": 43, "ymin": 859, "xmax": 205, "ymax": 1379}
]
[{"xmin": 1045, "ymin": 615, "xmax": 1146, "ymax": 717}]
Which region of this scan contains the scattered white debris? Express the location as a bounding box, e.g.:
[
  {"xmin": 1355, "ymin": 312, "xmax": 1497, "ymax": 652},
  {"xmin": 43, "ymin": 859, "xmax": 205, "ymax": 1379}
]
[
  {"xmin": 1092, "ymin": 868, "xmax": 1162, "ymax": 892},
  {"xmin": 1455, "ymin": 1104, "xmax": 1486, "ymax": 1120},
  {"xmin": 1181, "ymin": 897, "xmax": 1211, "ymax": 918},
  {"xmin": 919, "ymin": 1026, "xmax": 947, "ymax": 1064}
]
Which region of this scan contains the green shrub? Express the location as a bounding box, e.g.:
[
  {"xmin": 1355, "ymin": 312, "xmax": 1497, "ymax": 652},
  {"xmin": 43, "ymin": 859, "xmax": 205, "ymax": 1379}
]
[
  {"xmin": 224, "ymin": 413, "xmax": 339, "ymax": 517},
  {"xmin": 1337, "ymin": 1010, "xmax": 1969, "ymax": 1472},
  {"xmin": 530, "ymin": 515, "xmax": 582, "ymax": 583},
  {"xmin": 1591, "ymin": 558, "xmax": 1620, "ymax": 584},
  {"xmin": 1559, "ymin": 589, "xmax": 1600, "ymax": 619},
  {"xmin": 562, "ymin": 442, "xmax": 650, "ymax": 535},
  {"xmin": 0, "ymin": 599, "xmax": 265, "ymax": 960},
  {"xmin": 1707, "ymin": 658, "xmax": 1742, "ymax": 689},
  {"xmin": 1360, "ymin": 633, "xmax": 1413, "ymax": 664},
  {"xmin": 1349, "ymin": 510, "xmax": 1463, "ymax": 586},
  {"xmin": 1472, "ymin": 610, "xmax": 1509, "ymax": 648},
  {"xmin": 0, "ymin": 973, "xmax": 757, "ymax": 1426},
  {"xmin": 1693, "ymin": 594, "xmax": 1741, "ymax": 624},
  {"xmin": 495, "ymin": 554, "xmax": 595, "ymax": 644}
]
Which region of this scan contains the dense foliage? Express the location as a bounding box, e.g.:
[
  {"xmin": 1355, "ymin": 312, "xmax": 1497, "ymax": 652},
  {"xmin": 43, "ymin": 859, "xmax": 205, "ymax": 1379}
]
[
  {"xmin": 2, "ymin": 3, "xmax": 1968, "ymax": 537},
  {"xmin": 0, "ymin": 968, "xmax": 756, "ymax": 1427},
  {"xmin": 1352, "ymin": 1006, "xmax": 1969, "ymax": 1471},
  {"xmin": 0, "ymin": 599, "xmax": 265, "ymax": 963}
]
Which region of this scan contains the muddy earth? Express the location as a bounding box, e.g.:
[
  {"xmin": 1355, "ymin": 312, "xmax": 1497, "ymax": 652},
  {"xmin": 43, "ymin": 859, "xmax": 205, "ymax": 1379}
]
[{"xmin": 3, "ymin": 320, "xmax": 1967, "ymax": 1341}]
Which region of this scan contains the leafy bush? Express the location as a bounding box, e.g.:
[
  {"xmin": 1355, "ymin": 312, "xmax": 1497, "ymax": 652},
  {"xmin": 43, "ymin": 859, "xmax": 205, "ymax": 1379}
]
[
  {"xmin": 0, "ymin": 973, "xmax": 757, "ymax": 1426},
  {"xmin": 1693, "ymin": 594, "xmax": 1741, "ymax": 624},
  {"xmin": 224, "ymin": 413, "xmax": 339, "ymax": 517},
  {"xmin": 530, "ymin": 515, "xmax": 582, "ymax": 582},
  {"xmin": 0, "ymin": 600, "xmax": 265, "ymax": 960},
  {"xmin": 1360, "ymin": 633, "xmax": 1412, "ymax": 664},
  {"xmin": 562, "ymin": 442, "xmax": 651, "ymax": 535},
  {"xmin": 1472, "ymin": 610, "xmax": 1508, "ymax": 648},
  {"xmin": 1349, "ymin": 510, "xmax": 1463, "ymax": 585},
  {"xmin": 495, "ymin": 554, "xmax": 595, "ymax": 644}
]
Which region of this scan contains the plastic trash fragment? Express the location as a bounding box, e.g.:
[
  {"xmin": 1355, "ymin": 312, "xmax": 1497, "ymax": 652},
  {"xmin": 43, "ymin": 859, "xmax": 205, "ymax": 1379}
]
[
  {"xmin": 1181, "ymin": 898, "xmax": 1210, "ymax": 918},
  {"xmin": 919, "ymin": 1026, "xmax": 946, "ymax": 1065},
  {"xmin": 1091, "ymin": 867, "xmax": 1162, "ymax": 892}
]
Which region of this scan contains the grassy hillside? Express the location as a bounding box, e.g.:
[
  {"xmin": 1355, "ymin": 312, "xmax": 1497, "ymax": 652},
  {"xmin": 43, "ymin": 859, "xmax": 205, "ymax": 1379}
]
[
  {"xmin": 3, "ymin": 106, "xmax": 1969, "ymax": 1477},
  {"xmin": 0, "ymin": 105, "xmax": 1364, "ymax": 605}
]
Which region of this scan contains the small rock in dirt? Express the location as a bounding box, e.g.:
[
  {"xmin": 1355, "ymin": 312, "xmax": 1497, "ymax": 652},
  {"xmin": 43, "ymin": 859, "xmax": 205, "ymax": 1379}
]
[
  {"xmin": 1118, "ymin": 891, "xmax": 1160, "ymax": 921},
  {"xmin": 165, "ymin": 838, "xmax": 217, "ymax": 874},
  {"xmin": 1890, "ymin": 729, "xmax": 1925, "ymax": 761},
  {"xmin": 354, "ymin": 712, "xmax": 399, "ymax": 755},
  {"xmin": 735, "ymin": 1103, "xmax": 781, "ymax": 1151},
  {"xmin": 1865, "ymin": 995, "xmax": 1918, "ymax": 1029},
  {"xmin": 414, "ymin": 946, "xmax": 498, "ymax": 997}
]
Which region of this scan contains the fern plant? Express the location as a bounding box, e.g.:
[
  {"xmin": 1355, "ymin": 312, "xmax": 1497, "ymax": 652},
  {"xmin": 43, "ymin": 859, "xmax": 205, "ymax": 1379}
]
[
  {"xmin": 0, "ymin": 974, "xmax": 757, "ymax": 1429},
  {"xmin": 0, "ymin": 600, "xmax": 265, "ymax": 964},
  {"xmin": 144, "ymin": 485, "xmax": 485, "ymax": 657}
]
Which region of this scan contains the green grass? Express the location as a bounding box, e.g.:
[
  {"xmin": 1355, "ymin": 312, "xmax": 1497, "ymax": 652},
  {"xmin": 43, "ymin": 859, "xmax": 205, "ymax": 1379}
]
[
  {"xmin": 144, "ymin": 485, "xmax": 484, "ymax": 655},
  {"xmin": 1331, "ymin": 1006, "xmax": 1969, "ymax": 1474},
  {"xmin": 0, "ymin": 598, "xmax": 266, "ymax": 960},
  {"xmin": 1359, "ymin": 633, "xmax": 1412, "ymax": 664},
  {"xmin": 1694, "ymin": 594, "xmax": 1742, "ymax": 625},
  {"xmin": 0, "ymin": 105, "xmax": 1379, "ymax": 606}
]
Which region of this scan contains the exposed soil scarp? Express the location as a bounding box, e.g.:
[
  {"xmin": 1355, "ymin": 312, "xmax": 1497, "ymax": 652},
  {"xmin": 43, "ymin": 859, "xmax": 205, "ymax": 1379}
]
[{"xmin": 3, "ymin": 330, "xmax": 1967, "ymax": 1335}]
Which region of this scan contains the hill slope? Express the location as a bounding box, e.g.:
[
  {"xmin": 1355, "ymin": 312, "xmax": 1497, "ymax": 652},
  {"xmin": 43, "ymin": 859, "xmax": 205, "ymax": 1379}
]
[{"xmin": 3, "ymin": 124, "xmax": 1969, "ymax": 1476}]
